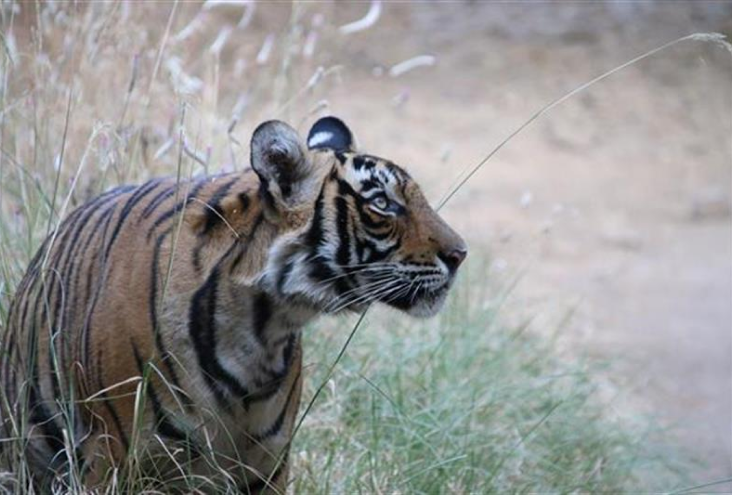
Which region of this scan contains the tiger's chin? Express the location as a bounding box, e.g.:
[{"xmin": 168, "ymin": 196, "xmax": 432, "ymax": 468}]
[{"xmin": 383, "ymin": 285, "xmax": 450, "ymax": 318}]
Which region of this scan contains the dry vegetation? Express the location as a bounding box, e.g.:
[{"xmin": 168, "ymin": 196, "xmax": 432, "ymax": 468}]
[{"xmin": 0, "ymin": 1, "xmax": 723, "ymax": 492}]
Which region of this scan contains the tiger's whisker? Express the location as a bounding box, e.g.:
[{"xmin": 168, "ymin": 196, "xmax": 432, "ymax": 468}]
[
  {"xmin": 313, "ymin": 266, "xmax": 397, "ymax": 287},
  {"xmin": 324, "ymin": 279, "xmax": 401, "ymax": 313},
  {"xmin": 325, "ymin": 279, "xmax": 403, "ymax": 313}
]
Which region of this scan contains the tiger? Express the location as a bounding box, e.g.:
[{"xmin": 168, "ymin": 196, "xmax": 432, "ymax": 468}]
[{"xmin": 0, "ymin": 116, "xmax": 467, "ymax": 492}]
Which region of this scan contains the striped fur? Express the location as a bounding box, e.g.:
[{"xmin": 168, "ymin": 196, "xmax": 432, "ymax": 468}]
[{"xmin": 0, "ymin": 118, "xmax": 466, "ymax": 492}]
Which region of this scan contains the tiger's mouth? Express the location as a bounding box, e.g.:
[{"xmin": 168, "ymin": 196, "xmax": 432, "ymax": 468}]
[
  {"xmin": 324, "ymin": 261, "xmax": 457, "ymax": 317},
  {"xmin": 318, "ymin": 269, "xmax": 453, "ymax": 317},
  {"xmin": 382, "ymin": 281, "xmax": 451, "ymax": 317}
]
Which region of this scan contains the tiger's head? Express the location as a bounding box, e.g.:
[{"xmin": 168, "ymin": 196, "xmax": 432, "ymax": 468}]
[{"xmin": 253, "ymin": 117, "xmax": 467, "ymax": 317}]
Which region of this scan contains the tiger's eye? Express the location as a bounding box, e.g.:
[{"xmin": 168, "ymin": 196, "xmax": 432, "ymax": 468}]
[{"xmin": 372, "ymin": 196, "xmax": 389, "ymax": 210}]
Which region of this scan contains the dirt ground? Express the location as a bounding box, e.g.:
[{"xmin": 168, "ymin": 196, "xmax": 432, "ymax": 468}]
[{"xmin": 322, "ymin": 2, "xmax": 732, "ymax": 488}]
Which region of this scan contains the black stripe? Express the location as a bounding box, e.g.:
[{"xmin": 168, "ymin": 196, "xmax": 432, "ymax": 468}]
[
  {"xmin": 257, "ymin": 177, "xmax": 277, "ymax": 212},
  {"xmin": 139, "ymin": 182, "xmax": 178, "ymax": 220},
  {"xmin": 252, "ymin": 371, "xmax": 300, "ymax": 442},
  {"xmin": 336, "ymin": 177, "xmax": 359, "ymax": 198},
  {"xmin": 333, "ymin": 188, "xmax": 357, "ymax": 296},
  {"xmin": 70, "ymin": 204, "xmax": 117, "ymax": 377},
  {"xmin": 66, "ymin": 196, "xmax": 128, "ymax": 326},
  {"xmin": 276, "ymin": 256, "xmax": 296, "ymax": 295},
  {"xmin": 48, "ymin": 192, "xmax": 123, "ymax": 402},
  {"xmin": 81, "ymin": 202, "xmax": 118, "ymax": 374},
  {"xmin": 358, "ymin": 207, "xmax": 389, "ymax": 230},
  {"xmin": 252, "ymin": 292, "xmax": 272, "ymax": 345},
  {"xmin": 335, "ymin": 195, "xmax": 352, "ymax": 267},
  {"xmin": 308, "ymin": 256, "xmax": 341, "ymax": 293},
  {"xmin": 41, "ymin": 207, "xmax": 87, "ymax": 405},
  {"xmin": 0, "ymin": 326, "xmax": 15, "ymax": 416},
  {"xmin": 32, "ymin": 228, "xmax": 80, "ymax": 448},
  {"xmin": 104, "ymin": 179, "xmax": 165, "ymax": 261},
  {"xmin": 245, "ymin": 335, "xmax": 298, "ymax": 407},
  {"xmin": 259, "ymin": 333, "xmax": 297, "ymax": 381},
  {"xmin": 335, "ymin": 151, "xmax": 348, "ymax": 164},
  {"xmin": 90, "ymin": 184, "xmax": 137, "ymax": 201},
  {"xmin": 355, "ymin": 238, "xmax": 373, "ymax": 262},
  {"xmin": 238, "ymin": 192, "xmax": 251, "ymax": 213},
  {"xmin": 0, "ymin": 269, "xmax": 35, "ymax": 400},
  {"xmin": 305, "ymin": 188, "xmax": 326, "ymax": 247},
  {"xmin": 361, "ymin": 225, "xmax": 391, "ymax": 241},
  {"xmin": 282, "ymin": 333, "xmax": 297, "ymax": 373},
  {"xmin": 192, "ymin": 185, "xmax": 250, "ymax": 273},
  {"xmin": 242, "ymin": 382, "xmax": 282, "ymax": 407},
  {"xmin": 385, "ymin": 160, "xmax": 410, "ymax": 181},
  {"xmin": 229, "ymin": 213, "xmax": 265, "ymax": 273},
  {"xmin": 189, "ymin": 268, "xmax": 249, "ymax": 409},
  {"xmin": 15, "ymin": 236, "xmax": 50, "ymax": 332},
  {"xmin": 304, "ymin": 189, "xmax": 350, "ymax": 294},
  {"xmin": 27, "ymin": 384, "xmax": 65, "ymax": 455},
  {"xmin": 354, "ymin": 156, "xmax": 379, "ymax": 171},
  {"xmin": 131, "ymin": 343, "xmax": 191, "ymax": 445},
  {"xmin": 360, "ymin": 178, "xmax": 381, "ymax": 192},
  {"xmin": 199, "ymin": 177, "xmax": 239, "ymax": 236},
  {"xmin": 13, "ymin": 255, "xmax": 44, "ymax": 426},
  {"xmin": 192, "ymin": 244, "xmax": 204, "ymax": 274},
  {"xmin": 149, "ymin": 227, "xmax": 186, "ymax": 407},
  {"xmin": 91, "ymin": 347, "xmax": 130, "ymax": 451},
  {"xmin": 146, "ymin": 178, "xmax": 210, "ymax": 240},
  {"xmin": 370, "ymin": 239, "xmax": 401, "ymax": 262},
  {"xmin": 99, "ymin": 390, "xmax": 130, "ymax": 451}
]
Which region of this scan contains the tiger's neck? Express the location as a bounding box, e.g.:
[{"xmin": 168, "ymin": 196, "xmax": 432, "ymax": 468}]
[
  {"xmin": 179, "ymin": 251, "xmax": 317, "ymax": 413},
  {"xmin": 210, "ymin": 271, "xmax": 318, "ymax": 381}
]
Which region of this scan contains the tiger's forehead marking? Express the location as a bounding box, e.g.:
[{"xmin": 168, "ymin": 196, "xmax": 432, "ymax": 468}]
[{"xmin": 334, "ymin": 151, "xmax": 410, "ymax": 198}]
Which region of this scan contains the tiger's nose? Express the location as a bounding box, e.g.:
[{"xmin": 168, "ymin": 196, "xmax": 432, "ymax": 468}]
[{"xmin": 439, "ymin": 248, "xmax": 468, "ymax": 273}]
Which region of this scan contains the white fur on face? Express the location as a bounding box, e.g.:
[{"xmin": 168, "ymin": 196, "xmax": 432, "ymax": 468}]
[{"xmin": 407, "ymin": 289, "xmax": 448, "ymax": 317}]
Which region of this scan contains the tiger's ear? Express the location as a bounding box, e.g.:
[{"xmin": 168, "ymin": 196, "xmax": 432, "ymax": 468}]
[
  {"xmin": 251, "ymin": 120, "xmax": 313, "ymax": 211},
  {"xmin": 307, "ymin": 116, "xmax": 355, "ymax": 151}
]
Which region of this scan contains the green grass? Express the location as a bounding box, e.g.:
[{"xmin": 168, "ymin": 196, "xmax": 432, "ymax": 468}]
[{"xmin": 291, "ymin": 263, "xmax": 684, "ymax": 493}]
